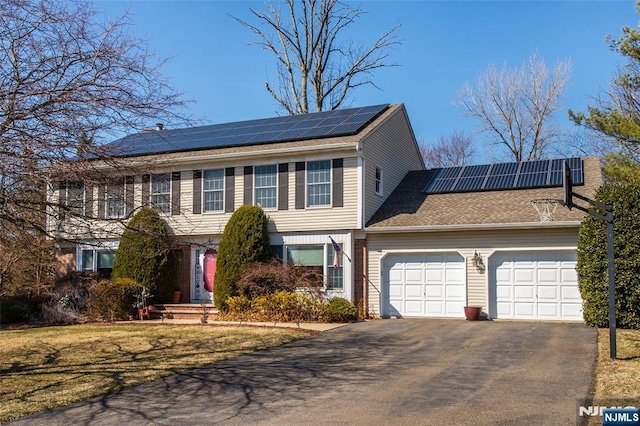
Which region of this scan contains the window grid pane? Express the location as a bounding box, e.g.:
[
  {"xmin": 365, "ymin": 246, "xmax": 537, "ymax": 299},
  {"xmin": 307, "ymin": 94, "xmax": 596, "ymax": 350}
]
[
  {"xmin": 307, "ymin": 161, "xmax": 331, "ymax": 206},
  {"xmin": 203, "ymin": 169, "xmax": 224, "ymax": 212},
  {"xmin": 255, "ymin": 165, "xmax": 277, "ymax": 208}
]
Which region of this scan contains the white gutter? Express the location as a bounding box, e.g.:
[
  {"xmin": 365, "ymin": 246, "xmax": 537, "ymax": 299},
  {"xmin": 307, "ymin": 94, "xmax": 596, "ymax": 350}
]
[
  {"xmin": 151, "ymin": 142, "xmax": 362, "ymax": 167},
  {"xmin": 364, "ymin": 220, "xmax": 582, "ymax": 233}
]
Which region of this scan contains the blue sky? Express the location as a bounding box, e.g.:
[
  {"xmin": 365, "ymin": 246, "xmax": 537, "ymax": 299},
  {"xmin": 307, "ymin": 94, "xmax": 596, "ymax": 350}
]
[{"xmin": 94, "ymin": 1, "xmax": 636, "ymax": 161}]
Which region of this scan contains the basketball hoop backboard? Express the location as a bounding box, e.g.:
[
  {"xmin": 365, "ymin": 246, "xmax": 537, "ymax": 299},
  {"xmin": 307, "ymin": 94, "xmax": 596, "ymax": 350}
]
[{"xmin": 563, "ymin": 160, "xmax": 573, "ymax": 210}]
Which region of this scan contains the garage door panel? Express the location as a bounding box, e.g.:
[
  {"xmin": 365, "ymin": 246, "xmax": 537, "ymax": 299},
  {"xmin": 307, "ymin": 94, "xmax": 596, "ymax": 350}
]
[
  {"xmin": 446, "ymin": 285, "xmax": 465, "ymax": 299},
  {"xmin": 496, "ymin": 285, "xmax": 511, "ymax": 299},
  {"xmin": 561, "ymin": 286, "xmax": 582, "ymax": 300},
  {"xmin": 538, "ymin": 269, "xmax": 559, "ymax": 283},
  {"xmin": 514, "ymin": 286, "xmax": 535, "ymax": 299},
  {"xmin": 445, "ymin": 301, "xmax": 465, "ymax": 316},
  {"xmin": 514, "ymin": 269, "xmax": 534, "ymax": 283},
  {"xmin": 384, "ymin": 252, "xmax": 465, "ymax": 318},
  {"xmin": 405, "ymin": 284, "xmax": 423, "ymax": 298},
  {"xmin": 561, "ymin": 268, "xmax": 578, "ymax": 282},
  {"xmin": 405, "ymin": 269, "xmax": 423, "ymax": 282},
  {"xmin": 425, "ymin": 270, "xmax": 443, "ymax": 282},
  {"xmin": 514, "ymin": 303, "xmax": 535, "ymax": 316},
  {"xmin": 491, "ymin": 250, "xmax": 583, "ymax": 321},
  {"xmin": 388, "ymin": 284, "xmax": 403, "ymax": 298},
  {"xmin": 425, "ymin": 285, "xmax": 443, "ymax": 298},
  {"xmin": 445, "ymin": 269, "xmax": 465, "ymax": 282},
  {"xmin": 537, "ymin": 303, "xmax": 559, "ymax": 317},
  {"xmin": 404, "ymin": 300, "xmax": 423, "ymax": 315},
  {"xmin": 562, "ymin": 303, "xmax": 583, "ymax": 319}
]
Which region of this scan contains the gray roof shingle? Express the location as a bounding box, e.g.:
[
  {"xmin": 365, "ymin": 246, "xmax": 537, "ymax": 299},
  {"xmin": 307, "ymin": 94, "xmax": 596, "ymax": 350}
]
[{"xmin": 366, "ymin": 157, "xmax": 602, "ymax": 228}]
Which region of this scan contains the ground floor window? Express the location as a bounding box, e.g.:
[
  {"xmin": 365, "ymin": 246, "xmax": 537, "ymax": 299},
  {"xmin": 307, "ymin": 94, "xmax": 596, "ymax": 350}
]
[{"xmin": 80, "ymin": 248, "xmax": 116, "ymax": 278}]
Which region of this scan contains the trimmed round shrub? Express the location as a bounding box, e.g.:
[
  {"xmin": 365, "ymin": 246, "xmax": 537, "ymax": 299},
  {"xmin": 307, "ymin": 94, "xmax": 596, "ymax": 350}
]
[
  {"xmin": 577, "ymin": 183, "xmax": 640, "ymax": 329},
  {"xmin": 112, "ymin": 207, "xmax": 175, "ymax": 300},
  {"xmin": 86, "ymin": 278, "xmax": 144, "ymax": 321},
  {"xmin": 214, "ymin": 205, "xmax": 271, "ymax": 310},
  {"xmin": 324, "ymin": 297, "xmax": 358, "ymax": 323}
]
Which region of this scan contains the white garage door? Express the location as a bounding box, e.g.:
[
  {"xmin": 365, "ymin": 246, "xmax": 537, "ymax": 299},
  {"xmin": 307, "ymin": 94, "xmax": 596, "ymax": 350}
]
[
  {"xmin": 384, "ymin": 252, "xmax": 466, "ymax": 318},
  {"xmin": 489, "ymin": 251, "xmax": 583, "ymax": 321}
]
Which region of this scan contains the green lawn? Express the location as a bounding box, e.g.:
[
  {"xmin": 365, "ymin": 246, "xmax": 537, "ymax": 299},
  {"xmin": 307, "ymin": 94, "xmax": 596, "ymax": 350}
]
[{"xmin": 0, "ymin": 324, "xmax": 309, "ymax": 423}]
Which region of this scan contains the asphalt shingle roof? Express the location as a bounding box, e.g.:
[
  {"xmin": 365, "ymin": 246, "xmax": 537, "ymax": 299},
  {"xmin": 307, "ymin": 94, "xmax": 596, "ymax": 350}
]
[{"xmin": 366, "ymin": 157, "xmax": 602, "ymax": 228}]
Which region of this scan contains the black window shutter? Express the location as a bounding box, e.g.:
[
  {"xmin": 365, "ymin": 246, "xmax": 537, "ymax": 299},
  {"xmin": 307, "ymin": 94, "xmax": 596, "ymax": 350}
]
[
  {"xmin": 97, "ymin": 183, "xmax": 106, "ymax": 219},
  {"xmin": 332, "ymin": 158, "xmax": 344, "ymax": 208},
  {"xmin": 84, "ymin": 183, "xmax": 93, "ymax": 218},
  {"xmin": 295, "ymin": 162, "xmax": 305, "ymax": 209},
  {"xmin": 278, "ymin": 163, "xmax": 288, "ymax": 210},
  {"xmin": 171, "ymin": 172, "xmax": 181, "ymax": 216},
  {"xmin": 243, "ymin": 166, "xmax": 253, "ymax": 205},
  {"xmin": 125, "ymin": 176, "xmax": 134, "ymax": 217},
  {"xmin": 141, "ymin": 174, "xmax": 150, "ymax": 207},
  {"xmin": 192, "ymin": 170, "xmax": 202, "ymax": 214},
  {"xmin": 58, "ymin": 181, "xmax": 67, "ymax": 219},
  {"xmin": 225, "ymin": 167, "xmax": 235, "ymax": 213}
]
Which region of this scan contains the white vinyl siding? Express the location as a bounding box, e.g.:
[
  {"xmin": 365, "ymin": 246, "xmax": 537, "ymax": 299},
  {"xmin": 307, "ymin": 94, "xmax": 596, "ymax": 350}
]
[
  {"xmin": 255, "ymin": 165, "xmax": 277, "ymax": 209},
  {"xmin": 203, "ymin": 169, "xmax": 224, "ymax": 212},
  {"xmin": 307, "ymin": 160, "xmax": 331, "ymax": 206}
]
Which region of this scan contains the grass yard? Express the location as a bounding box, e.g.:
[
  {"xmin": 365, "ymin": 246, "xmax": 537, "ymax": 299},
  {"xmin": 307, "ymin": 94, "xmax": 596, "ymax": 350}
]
[
  {"xmin": 0, "ymin": 324, "xmax": 309, "ymax": 423},
  {"xmin": 594, "ymin": 328, "xmax": 640, "ymax": 398}
]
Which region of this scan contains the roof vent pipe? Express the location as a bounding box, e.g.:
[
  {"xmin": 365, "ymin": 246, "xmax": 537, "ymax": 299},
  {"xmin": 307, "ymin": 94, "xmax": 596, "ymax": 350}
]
[{"xmin": 156, "ymin": 123, "xmax": 164, "ymax": 131}]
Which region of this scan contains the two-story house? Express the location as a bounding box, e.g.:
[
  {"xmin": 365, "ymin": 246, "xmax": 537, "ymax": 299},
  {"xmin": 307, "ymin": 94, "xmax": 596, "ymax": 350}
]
[
  {"xmin": 53, "ymin": 103, "xmax": 423, "ymax": 313},
  {"xmin": 53, "ymin": 102, "xmax": 602, "ymax": 321}
]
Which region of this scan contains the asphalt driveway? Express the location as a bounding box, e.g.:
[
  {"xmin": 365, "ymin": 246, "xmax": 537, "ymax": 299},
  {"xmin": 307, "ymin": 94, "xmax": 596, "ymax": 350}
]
[{"xmin": 10, "ymin": 319, "xmax": 596, "ymax": 425}]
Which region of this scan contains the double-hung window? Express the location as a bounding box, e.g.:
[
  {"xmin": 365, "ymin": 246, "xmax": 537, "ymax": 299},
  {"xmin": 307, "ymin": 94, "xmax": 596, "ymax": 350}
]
[
  {"xmin": 255, "ymin": 165, "xmax": 277, "ymax": 209},
  {"xmin": 375, "ymin": 167, "xmax": 383, "ymax": 195},
  {"xmin": 151, "ymin": 173, "xmax": 171, "ymax": 214},
  {"xmin": 67, "ymin": 181, "xmax": 84, "ymax": 215},
  {"xmin": 106, "ymin": 179, "xmax": 125, "ymax": 219},
  {"xmin": 203, "ymin": 169, "xmax": 224, "ymax": 212},
  {"xmin": 307, "ymin": 160, "xmax": 331, "ymax": 206}
]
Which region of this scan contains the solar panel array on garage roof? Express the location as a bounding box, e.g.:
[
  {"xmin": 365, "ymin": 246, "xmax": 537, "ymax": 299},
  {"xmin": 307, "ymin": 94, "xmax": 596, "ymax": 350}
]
[
  {"xmin": 105, "ymin": 104, "xmax": 390, "ymax": 157},
  {"xmin": 422, "ymin": 157, "xmax": 584, "ymax": 194}
]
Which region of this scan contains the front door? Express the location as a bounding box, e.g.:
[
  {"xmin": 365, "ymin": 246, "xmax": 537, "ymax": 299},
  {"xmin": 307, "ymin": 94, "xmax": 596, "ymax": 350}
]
[{"xmin": 191, "ymin": 248, "xmax": 215, "ymax": 304}]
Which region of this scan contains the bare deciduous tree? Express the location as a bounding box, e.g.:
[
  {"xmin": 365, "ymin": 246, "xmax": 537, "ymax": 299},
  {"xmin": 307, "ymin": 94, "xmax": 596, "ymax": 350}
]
[
  {"xmin": 0, "ymin": 0, "xmax": 189, "ymax": 294},
  {"xmin": 235, "ymin": 0, "xmax": 401, "ymax": 114},
  {"xmin": 420, "ymin": 131, "xmax": 476, "ymax": 168},
  {"xmin": 456, "ymin": 53, "xmax": 571, "ymax": 162}
]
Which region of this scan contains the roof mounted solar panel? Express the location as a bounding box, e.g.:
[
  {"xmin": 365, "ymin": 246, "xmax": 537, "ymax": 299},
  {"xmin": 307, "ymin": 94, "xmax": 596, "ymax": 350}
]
[
  {"xmin": 422, "ymin": 157, "xmax": 584, "ymax": 195},
  {"xmin": 106, "ymin": 104, "xmax": 390, "ymax": 157}
]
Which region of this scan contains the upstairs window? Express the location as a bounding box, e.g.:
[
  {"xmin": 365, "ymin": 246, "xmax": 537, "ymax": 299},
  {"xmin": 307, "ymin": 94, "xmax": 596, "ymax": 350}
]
[
  {"xmin": 375, "ymin": 167, "xmax": 383, "ymax": 195},
  {"xmin": 151, "ymin": 173, "xmax": 171, "ymax": 214},
  {"xmin": 203, "ymin": 169, "xmax": 224, "ymax": 212},
  {"xmin": 106, "ymin": 179, "xmax": 125, "ymax": 219},
  {"xmin": 307, "ymin": 160, "xmax": 331, "ymax": 206},
  {"xmin": 255, "ymin": 165, "xmax": 277, "ymax": 209},
  {"xmin": 67, "ymin": 181, "xmax": 84, "ymax": 215}
]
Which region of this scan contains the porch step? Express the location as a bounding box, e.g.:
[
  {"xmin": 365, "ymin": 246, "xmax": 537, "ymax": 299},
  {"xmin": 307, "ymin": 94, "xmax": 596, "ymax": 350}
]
[{"xmin": 149, "ymin": 304, "xmax": 218, "ymax": 320}]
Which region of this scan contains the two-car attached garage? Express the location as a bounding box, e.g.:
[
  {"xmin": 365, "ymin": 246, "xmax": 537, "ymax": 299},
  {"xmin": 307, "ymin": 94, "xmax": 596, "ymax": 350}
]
[
  {"xmin": 488, "ymin": 250, "xmax": 583, "ymax": 321},
  {"xmin": 380, "ymin": 248, "xmax": 583, "ymax": 321}
]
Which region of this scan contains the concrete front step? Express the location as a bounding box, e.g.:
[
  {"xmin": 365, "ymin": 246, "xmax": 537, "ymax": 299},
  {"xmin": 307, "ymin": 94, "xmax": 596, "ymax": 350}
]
[{"xmin": 149, "ymin": 304, "xmax": 218, "ymax": 320}]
